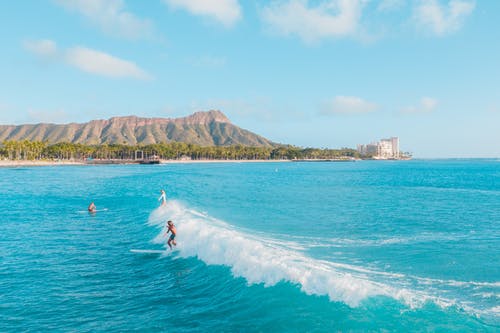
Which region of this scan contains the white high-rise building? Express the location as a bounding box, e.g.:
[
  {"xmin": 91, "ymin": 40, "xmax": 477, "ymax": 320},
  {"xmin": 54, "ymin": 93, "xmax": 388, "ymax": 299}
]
[
  {"xmin": 390, "ymin": 137, "xmax": 399, "ymax": 158},
  {"xmin": 357, "ymin": 137, "xmax": 400, "ymax": 159},
  {"xmin": 378, "ymin": 139, "xmax": 393, "ymax": 158}
]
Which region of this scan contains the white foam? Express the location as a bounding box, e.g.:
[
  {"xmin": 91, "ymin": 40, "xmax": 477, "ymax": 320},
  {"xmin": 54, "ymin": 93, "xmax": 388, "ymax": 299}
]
[
  {"xmin": 147, "ymin": 201, "xmax": 499, "ymax": 316},
  {"xmin": 298, "ymin": 232, "xmax": 479, "ymax": 249},
  {"xmin": 130, "ymin": 249, "xmax": 166, "ymax": 254},
  {"xmin": 490, "ymin": 306, "xmax": 500, "ymax": 315}
]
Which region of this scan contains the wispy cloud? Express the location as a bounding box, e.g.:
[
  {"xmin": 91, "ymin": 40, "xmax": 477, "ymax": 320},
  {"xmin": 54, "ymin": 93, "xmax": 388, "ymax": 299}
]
[
  {"xmin": 187, "ymin": 55, "xmax": 227, "ymax": 68},
  {"xmin": 413, "ymin": 0, "xmax": 475, "ymax": 36},
  {"xmin": 26, "ymin": 109, "xmax": 72, "ymax": 124},
  {"xmin": 163, "ymin": 0, "xmax": 242, "ymax": 27},
  {"xmin": 261, "ymin": 0, "xmax": 365, "ymax": 43},
  {"xmin": 54, "ymin": 0, "xmax": 153, "ymax": 39},
  {"xmin": 486, "ymin": 105, "xmax": 500, "ymax": 114},
  {"xmin": 186, "ymin": 98, "xmax": 307, "ymax": 123},
  {"xmin": 487, "ymin": 105, "xmax": 500, "ymax": 114},
  {"xmin": 66, "ymin": 47, "xmax": 151, "ymax": 80},
  {"xmin": 190, "ymin": 99, "xmax": 277, "ymax": 122},
  {"xmin": 0, "ymin": 102, "xmax": 9, "ymax": 114},
  {"xmin": 322, "ymin": 96, "xmax": 377, "ymax": 115},
  {"xmin": 23, "ymin": 39, "xmax": 58, "ymax": 58},
  {"xmin": 402, "ymin": 97, "xmax": 438, "ymax": 113},
  {"xmin": 24, "ymin": 39, "xmax": 151, "ymax": 80},
  {"xmin": 377, "ymin": 0, "xmax": 404, "ymax": 12}
]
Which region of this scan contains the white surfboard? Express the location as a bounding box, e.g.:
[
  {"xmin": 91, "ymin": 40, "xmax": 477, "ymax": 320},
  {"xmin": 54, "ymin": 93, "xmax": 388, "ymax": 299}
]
[
  {"xmin": 130, "ymin": 249, "xmax": 166, "ymax": 254},
  {"xmin": 77, "ymin": 208, "xmax": 109, "ymax": 213}
]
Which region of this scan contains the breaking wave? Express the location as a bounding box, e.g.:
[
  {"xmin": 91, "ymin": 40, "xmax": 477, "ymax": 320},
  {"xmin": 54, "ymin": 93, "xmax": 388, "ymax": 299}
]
[{"xmin": 147, "ymin": 201, "xmax": 499, "ymax": 318}]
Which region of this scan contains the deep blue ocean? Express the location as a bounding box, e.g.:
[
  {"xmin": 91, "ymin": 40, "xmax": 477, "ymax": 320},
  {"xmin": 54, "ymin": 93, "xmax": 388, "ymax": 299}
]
[{"xmin": 0, "ymin": 160, "xmax": 499, "ymax": 332}]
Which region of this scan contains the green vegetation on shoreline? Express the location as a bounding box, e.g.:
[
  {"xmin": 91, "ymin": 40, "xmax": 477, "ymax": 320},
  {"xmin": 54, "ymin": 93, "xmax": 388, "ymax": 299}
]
[{"xmin": 0, "ymin": 140, "xmax": 359, "ymax": 161}]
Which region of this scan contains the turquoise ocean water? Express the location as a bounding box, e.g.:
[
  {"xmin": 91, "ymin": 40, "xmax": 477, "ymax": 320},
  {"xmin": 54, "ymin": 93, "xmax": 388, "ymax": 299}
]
[{"xmin": 0, "ymin": 160, "xmax": 499, "ymax": 332}]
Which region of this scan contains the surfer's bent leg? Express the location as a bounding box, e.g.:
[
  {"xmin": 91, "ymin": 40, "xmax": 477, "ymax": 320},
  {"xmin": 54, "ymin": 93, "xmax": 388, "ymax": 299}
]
[{"xmin": 168, "ymin": 233, "xmax": 176, "ymax": 249}]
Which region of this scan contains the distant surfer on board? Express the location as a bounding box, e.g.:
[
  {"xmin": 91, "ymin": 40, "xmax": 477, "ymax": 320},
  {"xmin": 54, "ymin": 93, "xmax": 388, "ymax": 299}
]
[
  {"xmin": 158, "ymin": 189, "xmax": 167, "ymax": 206},
  {"xmin": 88, "ymin": 202, "xmax": 96, "ymax": 213},
  {"xmin": 165, "ymin": 220, "xmax": 177, "ymax": 250}
]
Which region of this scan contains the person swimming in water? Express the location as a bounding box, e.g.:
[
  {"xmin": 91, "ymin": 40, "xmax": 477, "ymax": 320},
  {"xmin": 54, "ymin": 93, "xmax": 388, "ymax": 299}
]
[
  {"xmin": 158, "ymin": 189, "xmax": 167, "ymax": 206},
  {"xmin": 165, "ymin": 220, "xmax": 177, "ymax": 250},
  {"xmin": 88, "ymin": 202, "xmax": 96, "ymax": 213}
]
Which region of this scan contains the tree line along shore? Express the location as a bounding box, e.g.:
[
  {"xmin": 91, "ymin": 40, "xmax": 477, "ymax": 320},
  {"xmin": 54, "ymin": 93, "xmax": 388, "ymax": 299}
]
[{"xmin": 0, "ymin": 140, "xmax": 360, "ymax": 162}]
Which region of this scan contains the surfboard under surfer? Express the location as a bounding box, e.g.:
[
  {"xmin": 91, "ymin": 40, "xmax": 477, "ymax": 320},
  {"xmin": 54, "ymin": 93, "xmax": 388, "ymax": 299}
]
[{"xmin": 165, "ymin": 220, "xmax": 177, "ymax": 250}]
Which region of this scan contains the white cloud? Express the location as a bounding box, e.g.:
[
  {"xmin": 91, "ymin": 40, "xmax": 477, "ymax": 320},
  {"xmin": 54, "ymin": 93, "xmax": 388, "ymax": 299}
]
[
  {"xmin": 23, "ymin": 39, "xmax": 58, "ymax": 58},
  {"xmin": 54, "ymin": 0, "xmax": 153, "ymax": 39},
  {"xmin": 377, "ymin": 0, "xmax": 404, "ymax": 12},
  {"xmin": 24, "ymin": 39, "xmax": 151, "ymax": 80},
  {"xmin": 261, "ymin": 0, "xmax": 365, "ymax": 43},
  {"xmin": 402, "ymin": 97, "xmax": 438, "ymax": 113},
  {"xmin": 66, "ymin": 47, "xmax": 151, "ymax": 80},
  {"xmin": 163, "ymin": 0, "xmax": 242, "ymax": 27},
  {"xmin": 322, "ymin": 96, "xmax": 377, "ymax": 114},
  {"xmin": 413, "ymin": 0, "xmax": 475, "ymax": 36}
]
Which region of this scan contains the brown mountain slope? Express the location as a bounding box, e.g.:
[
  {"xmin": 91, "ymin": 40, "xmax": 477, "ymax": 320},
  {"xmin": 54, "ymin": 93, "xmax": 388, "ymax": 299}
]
[{"xmin": 0, "ymin": 110, "xmax": 275, "ymax": 147}]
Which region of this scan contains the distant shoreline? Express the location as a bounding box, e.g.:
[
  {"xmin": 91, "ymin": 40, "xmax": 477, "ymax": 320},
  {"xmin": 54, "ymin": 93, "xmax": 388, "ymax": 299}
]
[
  {"xmin": 0, "ymin": 157, "xmax": 422, "ymax": 168},
  {"xmin": 0, "ymin": 159, "xmax": 292, "ymax": 167},
  {"xmin": 0, "ymin": 160, "xmax": 85, "ymax": 167}
]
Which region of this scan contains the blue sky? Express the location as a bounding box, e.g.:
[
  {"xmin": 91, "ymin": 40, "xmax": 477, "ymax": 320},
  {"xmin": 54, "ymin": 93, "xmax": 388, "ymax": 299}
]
[{"xmin": 0, "ymin": 0, "xmax": 498, "ymax": 157}]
